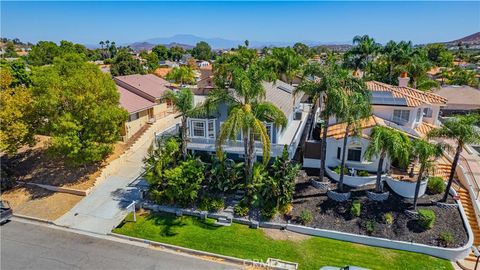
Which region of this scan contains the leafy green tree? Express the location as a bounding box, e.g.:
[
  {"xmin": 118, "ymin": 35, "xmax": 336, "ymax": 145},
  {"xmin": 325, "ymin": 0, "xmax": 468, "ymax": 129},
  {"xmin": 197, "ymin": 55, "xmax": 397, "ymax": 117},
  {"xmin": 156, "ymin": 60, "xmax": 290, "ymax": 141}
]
[
  {"xmin": 406, "ymin": 49, "xmax": 432, "ymax": 88},
  {"xmin": 152, "ymin": 45, "xmax": 169, "ymax": 61},
  {"xmin": 31, "ymin": 53, "xmax": 128, "ymax": 165},
  {"xmin": 3, "ymin": 41, "xmax": 18, "ymax": 58},
  {"xmin": 165, "ymin": 66, "xmax": 195, "ymax": 85},
  {"xmin": 447, "ymin": 67, "xmax": 478, "ymax": 88},
  {"xmin": 270, "ymin": 145, "xmax": 300, "ymax": 210},
  {"xmin": 110, "ymin": 50, "xmax": 144, "ymax": 76},
  {"xmin": 0, "ymin": 69, "xmax": 35, "ymax": 154},
  {"xmin": 263, "ymin": 47, "xmax": 305, "ymax": 84},
  {"xmin": 163, "ymin": 88, "xmax": 195, "ymax": 160},
  {"xmin": 208, "ymin": 156, "xmax": 244, "ymax": 193},
  {"xmin": 428, "ymin": 114, "xmax": 480, "ymax": 202},
  {"xmin": 27, "ymin": 41, "xmax": 60, "ymax": 66},
  {"xmin": 168, "ymin": 46, "xmax": 186, "ymax": 61},
  {"xmin": 192, "ymin": 41, "xmax": 212, "ymax": 60},
  {"xmin": 140, "ymin": 51, "xmax": 159, "ymax": 72},
  {"xmin": 365, "ymin": 126, "xmax": 411, "ymax": 193},
  {"xmin": 426, "ymin": 44, "xmax": 448, "ymax": 65},
  {"xmin": 59, "ymin": 40, "xmax": 89, "ymax": 57},
  {"xmin": 144, "ymin": 136, "xmax": 181, "ymax": 186},
  {"xmin": 293, "ymin": 42, "xmax": 313, "ymax": 58},
  {"xmin": 1, "ymin": 60, "xmax": 31, "ymax": 87},
  {"xmin": 209, "ymin": 48, "xmax": 287, "ymax": 182},
  {"xmin": 438, "ymin": 51, "xmax": 454, "ymax": 68},
  {"xmin": 411, "ymin": 139, "xmax": 442, "ymax": 209}
]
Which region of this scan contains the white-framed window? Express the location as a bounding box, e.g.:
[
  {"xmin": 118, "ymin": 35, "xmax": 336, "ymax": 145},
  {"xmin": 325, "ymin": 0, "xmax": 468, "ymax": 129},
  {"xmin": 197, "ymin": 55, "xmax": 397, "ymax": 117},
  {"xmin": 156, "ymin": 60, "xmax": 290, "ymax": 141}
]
[
  {"xmin": 192, "ymin": 120, "xmax": 206, "ymax": 137},
  {"xmin": 392, "ymin": 109, "xmax": 410, "ymax": 125},
  {"xmin": 128, "ymin": 112, "xmax": 140, "ymax": 122},
  {"xmin": 347, "ymin": 146, "xmax": 362, "ymax": 162},
  {"xmin": 416, "ymin": 108, "xmax": 422, "ymax": 122},
  {"xmin": 423, "ymin": 108, "xmax": 433, "ymax": 118},
  {"xmin": 208, "ymin": 119, "xmax": 216, "ymax": 138}
]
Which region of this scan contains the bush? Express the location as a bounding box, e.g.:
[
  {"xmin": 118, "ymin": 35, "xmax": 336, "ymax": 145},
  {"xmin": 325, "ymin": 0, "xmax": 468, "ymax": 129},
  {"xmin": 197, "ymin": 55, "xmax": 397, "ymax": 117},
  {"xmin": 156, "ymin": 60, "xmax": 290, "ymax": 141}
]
[
  {"xmin": 280, "ymin": 203, "xmax": 293, "ymax": 215},
  {"xmin": 439, "ymin": 232, "xmax": 454, "ymax": 247},
  {"xmin": 418, "ymin": 209, "xmax": 436, "ymax": 230},
  {"xmin": 427, "ymin": 177, "xmax": 446, "ymax": 194},
  {"xmin": 366, "ymin": 220, "xmax": 376, "ymax": 235},
  {"xmin": 333, "ymin": 166, "xmax": 349, "ymax": 175},
  {"xmin": 234, "ymin": 205, "xmax": 249, "ymax": 217},
  {"xmin": 351, "ymin": 200, "xmax": 361, "ymax": 218},
  {"xmin": 261, "ymin": 206, "xmax": 278, "ymax": 220},
  {"xmin": 358, "ymin": 170, "xmax": 369, "ymax": 177},
  {"xmin": 199, "ymin": 197, "xmax": 224, "ymax": 212},
  {"xmin": 384, "ymin": 212, "xmax": 394, "ymax": 225},
  {"xmin": 300, "ymin": 210, "xmax": 313, "ymax": 225}
]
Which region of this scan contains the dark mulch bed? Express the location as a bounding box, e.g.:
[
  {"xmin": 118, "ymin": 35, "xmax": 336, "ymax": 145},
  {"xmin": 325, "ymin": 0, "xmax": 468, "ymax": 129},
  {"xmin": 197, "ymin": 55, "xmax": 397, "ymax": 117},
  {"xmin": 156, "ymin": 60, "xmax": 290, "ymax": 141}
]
[{"xmin": 287, "ymin": 172, "xmax": 468, "ymax": 248}]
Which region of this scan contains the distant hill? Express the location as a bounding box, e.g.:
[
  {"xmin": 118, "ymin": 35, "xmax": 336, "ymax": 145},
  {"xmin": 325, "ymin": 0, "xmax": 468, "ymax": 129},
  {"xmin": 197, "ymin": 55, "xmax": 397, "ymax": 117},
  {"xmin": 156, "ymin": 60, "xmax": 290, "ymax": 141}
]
[
  {"xmin": 447, "ymin": 32, "xmax": 480, "ymax": 45},
  {"xmin": 129, "ymin": 41, "xmax": 194, "ymax": 52}
]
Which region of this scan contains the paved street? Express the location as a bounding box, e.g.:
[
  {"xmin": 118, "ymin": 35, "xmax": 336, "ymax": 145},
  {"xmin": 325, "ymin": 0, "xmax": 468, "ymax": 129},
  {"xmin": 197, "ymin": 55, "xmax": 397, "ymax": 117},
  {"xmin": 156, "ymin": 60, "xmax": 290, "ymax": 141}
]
[
  {"xmin": 1, "ymin": 221, "xmax": 239, "ymax": 270},
  {"xmin": 55, "ymin": 117, "xmax": 179, "ymax": 234}
]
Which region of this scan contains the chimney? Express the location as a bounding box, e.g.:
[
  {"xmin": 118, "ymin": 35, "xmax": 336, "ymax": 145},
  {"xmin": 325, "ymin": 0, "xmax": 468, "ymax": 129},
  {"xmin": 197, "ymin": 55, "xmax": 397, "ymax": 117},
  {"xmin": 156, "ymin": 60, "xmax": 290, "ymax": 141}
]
[{"xmin": 398, "ymin": 72, "xmax": 410, "ymax": 87}]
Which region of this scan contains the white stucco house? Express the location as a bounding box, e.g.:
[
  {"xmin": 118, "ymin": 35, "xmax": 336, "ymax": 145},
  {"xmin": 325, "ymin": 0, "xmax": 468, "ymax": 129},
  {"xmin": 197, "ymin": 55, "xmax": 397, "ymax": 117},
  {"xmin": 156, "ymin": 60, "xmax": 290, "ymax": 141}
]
[{"xmin": 303, "ymin": 77, "xmax": 447, "ymax": 188}]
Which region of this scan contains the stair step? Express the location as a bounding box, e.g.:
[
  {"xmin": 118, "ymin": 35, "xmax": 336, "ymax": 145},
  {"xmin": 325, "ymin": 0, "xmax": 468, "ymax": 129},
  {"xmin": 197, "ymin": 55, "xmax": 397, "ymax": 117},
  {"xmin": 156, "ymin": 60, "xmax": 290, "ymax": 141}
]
[{"xmin": 214, "ymin": 218, "xmax": 232, "ymax": 226}]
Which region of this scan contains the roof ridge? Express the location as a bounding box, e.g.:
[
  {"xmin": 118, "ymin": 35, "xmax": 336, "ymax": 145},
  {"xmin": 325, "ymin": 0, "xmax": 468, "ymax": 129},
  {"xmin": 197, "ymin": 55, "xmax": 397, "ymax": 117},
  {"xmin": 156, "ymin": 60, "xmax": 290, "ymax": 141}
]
[{"xmin": 394, "ymin": 85, "xmax": 447, "ymax": 102}]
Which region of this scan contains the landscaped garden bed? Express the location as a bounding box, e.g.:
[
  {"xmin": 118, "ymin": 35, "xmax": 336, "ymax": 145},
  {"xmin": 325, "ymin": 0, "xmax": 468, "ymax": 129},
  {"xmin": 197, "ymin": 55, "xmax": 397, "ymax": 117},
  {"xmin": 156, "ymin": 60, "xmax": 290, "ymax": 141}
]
[
  {"xmin": 113, "ymin": 211, "xmax": 453, "ymax": 270},
  {"xmin": 287, "ymin": 174, "xmax": 468, "ymax": 248}
]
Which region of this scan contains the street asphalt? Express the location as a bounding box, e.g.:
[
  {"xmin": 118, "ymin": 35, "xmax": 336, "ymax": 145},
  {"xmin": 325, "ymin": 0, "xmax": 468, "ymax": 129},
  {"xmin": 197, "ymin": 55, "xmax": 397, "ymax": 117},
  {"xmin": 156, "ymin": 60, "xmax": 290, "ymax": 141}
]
[{"xmin": 1, "ymin": 220, "xmax": 240, "ymax": 270}]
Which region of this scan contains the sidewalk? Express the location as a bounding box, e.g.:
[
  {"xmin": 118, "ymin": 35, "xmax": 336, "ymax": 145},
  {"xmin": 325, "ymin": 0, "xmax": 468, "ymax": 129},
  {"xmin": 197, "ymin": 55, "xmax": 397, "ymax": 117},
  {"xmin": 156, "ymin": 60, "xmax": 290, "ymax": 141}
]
[{"xmin": 55, "ymin": 116, "xmax": 180, "ymax": 234}]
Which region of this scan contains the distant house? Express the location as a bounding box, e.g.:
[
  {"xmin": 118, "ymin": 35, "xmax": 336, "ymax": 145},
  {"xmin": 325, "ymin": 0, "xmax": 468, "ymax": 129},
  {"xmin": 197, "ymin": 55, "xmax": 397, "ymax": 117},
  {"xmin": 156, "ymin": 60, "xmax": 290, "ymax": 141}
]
[
  {"xmin": 303, "ymin": 77, "xmax": 447, "ymax": 175},
  {"xmin": 115, "ymin": 74, "xmax": 174, "ymax": 141},
  {"xmin": 434, "ymin": 85, "xmax": 480, "ymax": 115},
  {"xmin": 193, "ymin": 66, "xmax": 214, "ymax": 95},
  {"xmin": 186, "ymin": 80, "xmax": 311, "ymax": 160},
  {"xmin": 197, "ymin": 61, "xmax": 210, "ymax": 68}
]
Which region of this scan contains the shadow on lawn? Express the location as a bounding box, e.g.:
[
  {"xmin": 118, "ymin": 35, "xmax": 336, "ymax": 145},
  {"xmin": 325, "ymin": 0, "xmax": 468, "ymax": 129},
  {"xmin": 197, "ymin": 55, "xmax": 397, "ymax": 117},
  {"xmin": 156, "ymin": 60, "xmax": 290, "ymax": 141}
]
[{"xmin": 144, "ymin": 213, "xmax": 222, "ymax": 237}]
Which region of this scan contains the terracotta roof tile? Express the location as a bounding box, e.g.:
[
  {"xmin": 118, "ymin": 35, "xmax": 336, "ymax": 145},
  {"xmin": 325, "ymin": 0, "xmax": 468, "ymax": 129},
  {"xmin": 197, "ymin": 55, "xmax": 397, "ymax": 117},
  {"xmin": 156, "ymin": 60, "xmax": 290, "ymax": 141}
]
[{"xmin": 366, "ymin": 81, "xmax": 447, "ymax": 107}]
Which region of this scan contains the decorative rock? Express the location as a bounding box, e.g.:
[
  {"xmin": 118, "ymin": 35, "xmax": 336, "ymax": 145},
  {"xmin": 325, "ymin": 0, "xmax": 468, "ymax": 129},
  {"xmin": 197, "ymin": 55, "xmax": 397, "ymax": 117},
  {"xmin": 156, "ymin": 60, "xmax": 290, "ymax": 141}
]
[
  {"xmin": 310, "ymin": 179, "xmax": 331, "ymax": 190},
  {"xmin": 434, "ymin": 201, "xmax": 459, "ymax": 210},
  {"xmin": 327, "ymin": 190, "xmax": 351, "ymax": 202},
  {"xmin": 405, "ymin": 209, "xmax": 419, "ymax": 219},
  {"xmin": 366, "ymin": 191, "xmax": 389, "ymax": 202}
]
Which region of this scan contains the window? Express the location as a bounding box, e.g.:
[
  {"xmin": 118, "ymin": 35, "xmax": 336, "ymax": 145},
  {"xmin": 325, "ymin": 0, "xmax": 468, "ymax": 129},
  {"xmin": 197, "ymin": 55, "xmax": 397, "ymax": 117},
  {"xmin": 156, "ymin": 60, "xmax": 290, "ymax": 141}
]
[
  {"xmin": 208, "ymin": 119, "xmax": 215, "ymax": 138},
  {"xmin": 416, "ymin": 108, "xmax": 422, "ymax": 122},
  {"xmin": 192, "ymin": 120, "xmax": 206, "ymax": 137},
  {"xmin": 423, "ymin": 108, "xmax": 433, "ymax": 118},
  {"xmin": 254, "ymin": 123, "xmax": 273, "ymax": 142},
  {"xmin": 128, "ymin": 112, "xmax": 139, "ymax": 122},
  {"xmin": 392, "ymin": 110, "xmax": 410, "ymax": 125},
  {"xmin": 337, "ymin": 147, "xmax": 341, "ymax": 159},
  {"xmin": 347, "ymin": 147, "xmax": 362, "ymax": 162}
]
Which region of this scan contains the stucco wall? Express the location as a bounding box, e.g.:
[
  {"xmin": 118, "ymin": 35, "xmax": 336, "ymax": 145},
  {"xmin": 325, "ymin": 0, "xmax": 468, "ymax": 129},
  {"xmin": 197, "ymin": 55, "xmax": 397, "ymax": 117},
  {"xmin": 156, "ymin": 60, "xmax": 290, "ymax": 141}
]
[
  {"xmin": 124, "ymin": 110, "xmax": 150, "ymax": 141},
  {"xmin": 153, "ymin": 102, "xmax": 168, "ymax": 119}
]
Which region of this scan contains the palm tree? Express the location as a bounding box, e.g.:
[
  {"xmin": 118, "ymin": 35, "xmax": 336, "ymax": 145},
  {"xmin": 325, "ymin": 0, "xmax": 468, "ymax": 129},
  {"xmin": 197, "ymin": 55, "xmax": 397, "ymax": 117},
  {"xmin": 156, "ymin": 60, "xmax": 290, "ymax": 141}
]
[
  {"xmin": 166, "ymin": 66, "xmax": 195, "ymax": 85},
  {"xmin": 344, "ymin": 35, "xmax": 380, "ymax": 76},
  {"xmin": 162, "ymin": 88, "xmax": 195, "ymax": 160},
  {"xmin": 365, "ymin": 126, "xmax": 411, "ymax": 193},
  {"xmin": 411, "ymin": 139, "xmax": 442, "ymax": 209},
  {"xmin": 208, "ymin": 48, "xmax": 287, "ymax": 182},
  {"xmin": 428, "ymin": 114, "xmax": 480, "ymax": 202},
  {"xmin": 264, "ymin": 47, "xmax": 305, "ymax": 84},
  {"xmin": 333, "ymin": 73, "xmax": 372, "ymax": 192},
  {"xmin": 382, "ymin": 40, "xmax": 415, "ymax": 84},
  {"xmin": 406, "ymin": 50, "xmax": 432, "ymax": 88}
]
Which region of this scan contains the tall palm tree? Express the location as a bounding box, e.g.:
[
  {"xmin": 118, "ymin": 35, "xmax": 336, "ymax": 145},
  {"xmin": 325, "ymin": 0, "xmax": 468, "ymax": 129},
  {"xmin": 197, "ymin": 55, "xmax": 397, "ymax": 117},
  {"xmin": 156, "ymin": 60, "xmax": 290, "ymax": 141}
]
[
  {"xmin": 344, "ymin": 35, "xmax": 380, "ymax": 76},
  {"xmin": 411, "ymin": 139, "xmax": 442, "ymax": 209},
  {"xmin": 406, "ymin": 50, "xmax": 432, "ymax": 88},
  {"xmin": 428, "ymin": 114, "xmax": 480, "ymax": 202},
  {"xmin": 382, "ymin": 40, "xmax": 416, "ymax": 84},
  {"xmin": 207, "ymin": 48, "xmax": 287, "ymax": 182},
  {"xmin": 163, "ymin": 88, "xmax": 194, "ymax": 160},
  {"xmin": 334, "ymin": 73, "xmax": 372, "ymax": 192},
  {"xmin": 365, "ymin": 126, "xmax": 411, "ymax": 193},
  {"xmin": 264, "ymin": 47, "xmax": 305, "ymax": 84}
]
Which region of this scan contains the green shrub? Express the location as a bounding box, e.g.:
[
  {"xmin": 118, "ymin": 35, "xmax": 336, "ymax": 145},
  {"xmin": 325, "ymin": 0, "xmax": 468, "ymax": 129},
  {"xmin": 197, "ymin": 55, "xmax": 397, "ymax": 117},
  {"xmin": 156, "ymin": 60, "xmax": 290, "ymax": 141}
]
[
  {"xmin": 234, "ymin": 205, "xmax": 249, "ymax": 217},
  {"xmin": 439, "ymin": 232, "xmax": 454, "ymax": 247},
  {"xmin": 427, "ymin": 177, "xmax": 446, "ymax": 194},
  {"xmin": 418, "ymin": 209, "xmax": 436, "ymax": 230},
  {"xmin": 198, "ymin": 197, "xmax": 224, "ymax": 212},
  {"xmin": 261, "ymin": 206, "xmax": 278, "ymax": 220},
  {"xmin": 384, "ymin": 212, "xmax": 394, "ymax": 225},
  {"xmin": 351, "ymin": 200, "xmax": 361, "ymax": 218},
  {"xmin": 300, "ymin": 210, "xmax": 313, "ymax": 225},
  {"xmin": 366, "ymin": 220, "xmax": 376, "ymax": 234},
  {"xmin": 333, "ymin": 166, "xmax": 349, "ymax": 175},
  {"xmin": 358, "ymin": 170, "xmax": 369, "ymax": 177}
]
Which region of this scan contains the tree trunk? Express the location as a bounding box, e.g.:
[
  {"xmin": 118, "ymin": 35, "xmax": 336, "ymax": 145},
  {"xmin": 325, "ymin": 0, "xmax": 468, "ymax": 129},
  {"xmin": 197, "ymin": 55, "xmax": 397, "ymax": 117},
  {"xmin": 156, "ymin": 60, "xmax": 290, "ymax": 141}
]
[
  {"xmin": 320, "ymin": 115, "xmax": 329, "ymax": 182},
  {"xmin": 375, "ymin": 152, "xmax": 385, "ymax": 193},
  {"xmin": 244, "ymin": 129, "xmax": 250, "ymax": 184},
  {"xmin": 442, "ymin": 143, "xmax": 463, "ymax": 202},
  {"xmin": 181, "ymin": 116, "xmax": 188, "ymax": 160},
  {"xmin": 413, "ymin": 164, "xmax": 426, "ymax": 210},
  {"xmin": 338, "ymin": 124, "xmax": 350, "ymax": 192}
]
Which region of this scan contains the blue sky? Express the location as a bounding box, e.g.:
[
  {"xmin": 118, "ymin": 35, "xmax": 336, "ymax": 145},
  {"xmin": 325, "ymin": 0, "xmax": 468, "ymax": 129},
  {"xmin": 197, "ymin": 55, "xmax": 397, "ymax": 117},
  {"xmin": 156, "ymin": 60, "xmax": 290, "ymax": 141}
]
[{"xmin": 1, "ymin": 1, "xmax": 479, "ymax": 45}]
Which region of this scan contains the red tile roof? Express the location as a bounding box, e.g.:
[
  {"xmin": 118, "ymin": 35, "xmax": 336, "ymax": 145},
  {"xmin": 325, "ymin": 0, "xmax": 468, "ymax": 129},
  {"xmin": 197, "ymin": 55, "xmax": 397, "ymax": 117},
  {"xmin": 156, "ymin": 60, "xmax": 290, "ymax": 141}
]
[
  {"xmin": 117, "ymin": 85, "xmax": 155, "ymax": 114},
  {"xmin": 115, "ymin": 74, "xmax": 170, "ymax": 100},
  {"xmin": 366, "ymin": 81, "xmax": 447, "ymax": 107}
]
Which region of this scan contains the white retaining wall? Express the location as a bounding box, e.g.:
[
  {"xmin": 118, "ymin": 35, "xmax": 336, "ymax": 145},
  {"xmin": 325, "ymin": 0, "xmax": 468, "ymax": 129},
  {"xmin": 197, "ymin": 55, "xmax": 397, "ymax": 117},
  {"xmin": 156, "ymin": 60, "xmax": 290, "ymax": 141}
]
[
  {"xmin": 385, "ymin": 176, "xmax": 427, "ymax": 199},
  {"xmin": 326, "ymin": 167, "xmax": 380, "ymax": 187}
]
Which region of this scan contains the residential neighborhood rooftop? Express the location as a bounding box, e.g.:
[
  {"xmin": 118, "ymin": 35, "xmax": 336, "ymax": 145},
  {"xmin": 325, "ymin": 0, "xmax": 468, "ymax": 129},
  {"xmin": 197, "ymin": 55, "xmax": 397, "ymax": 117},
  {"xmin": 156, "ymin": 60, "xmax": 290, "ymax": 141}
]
[
  {"xmin": 117, "ymin": 85, "xmax": 156, "ymax": 114},
  {"xmin": 366, "ymin": 81, "xmax": 447, "ymax": 107},
  {"xmin": 115, "ymin": 74, "xmax": 171, "ymax": 100}
]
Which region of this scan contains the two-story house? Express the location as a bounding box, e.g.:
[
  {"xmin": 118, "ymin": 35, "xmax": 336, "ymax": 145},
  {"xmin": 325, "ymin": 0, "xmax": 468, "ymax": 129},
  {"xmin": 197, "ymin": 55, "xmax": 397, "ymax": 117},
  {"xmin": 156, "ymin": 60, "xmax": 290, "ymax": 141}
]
[
  {"xmin": 186, "ymin": 80, "xmax": 311, "ymax": 160},
  {"xmin": 303, "ymin": 78, "xmax": 447, "ymax": 178},
  {"xmin": 115, "ymin": 74, "xmax": 174, "ymax": 141}
]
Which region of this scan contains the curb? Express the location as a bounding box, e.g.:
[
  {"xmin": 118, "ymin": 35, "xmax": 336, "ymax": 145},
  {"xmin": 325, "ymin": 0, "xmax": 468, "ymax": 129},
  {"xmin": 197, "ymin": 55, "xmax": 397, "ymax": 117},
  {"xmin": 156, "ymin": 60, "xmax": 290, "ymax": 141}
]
[
  {"xmin": 108, "ymin": 232, "xmax": 289, "ymax": 270},
  {"xmin": 12, "ymin": 213, "xmax": 55, "ymax": 224}
]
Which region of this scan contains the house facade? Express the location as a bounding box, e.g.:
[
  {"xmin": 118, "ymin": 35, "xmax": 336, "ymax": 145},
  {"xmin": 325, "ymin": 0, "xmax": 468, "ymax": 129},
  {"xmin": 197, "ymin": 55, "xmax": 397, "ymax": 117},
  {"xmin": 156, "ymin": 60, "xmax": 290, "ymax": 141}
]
[
  {"xmin": 303, "ymin": 78, "xmax": 447, "ymax": 185},
  {"xmin": 186, "ymin": 80, "xmax": 311, "ymax": 160},
  {"xmin": 115, "ymin": 74, "xmax": 174, "ymax": 141}
]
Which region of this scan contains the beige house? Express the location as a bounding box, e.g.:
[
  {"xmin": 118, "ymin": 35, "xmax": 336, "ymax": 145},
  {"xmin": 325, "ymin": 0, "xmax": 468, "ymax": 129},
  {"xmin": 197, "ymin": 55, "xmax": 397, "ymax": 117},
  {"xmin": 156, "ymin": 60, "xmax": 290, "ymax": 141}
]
[{"xmin": 115, "ymin": 74, "xmax": 174, "ymax": 141}]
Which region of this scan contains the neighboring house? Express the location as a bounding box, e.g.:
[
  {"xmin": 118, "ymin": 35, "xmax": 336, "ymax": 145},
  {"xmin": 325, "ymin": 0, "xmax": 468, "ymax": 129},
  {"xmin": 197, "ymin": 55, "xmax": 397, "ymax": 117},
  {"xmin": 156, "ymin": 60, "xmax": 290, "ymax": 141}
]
[
  {"xmin": 115, "ymin": 74, "xmax": 175, "ymax": 141},
  {"xmin": 303, "ymin": 78, "xmax": 447, "ymax": 175},
  {"xmin": 434, "ymin": 85, "xmax": 480, "ymax": 115},
  {"xmin": 197, "ymin": 60, "xmax": 210, "ymax": 68},
  {"xmin": 186, "ymin": 80, "xmax": 311, "ymax": 160},
  {"xmin": 193, "ymin": 66, "xmax": 214, "ymax": 95}
]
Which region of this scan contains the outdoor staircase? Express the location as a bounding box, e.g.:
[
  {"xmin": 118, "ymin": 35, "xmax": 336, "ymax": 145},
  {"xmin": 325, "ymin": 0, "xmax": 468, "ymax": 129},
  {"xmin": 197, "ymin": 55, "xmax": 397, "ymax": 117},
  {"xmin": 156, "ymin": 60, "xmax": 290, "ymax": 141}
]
[{"xmin": 222, "ymin": 190, "xmax": 245, "ymax": 217}]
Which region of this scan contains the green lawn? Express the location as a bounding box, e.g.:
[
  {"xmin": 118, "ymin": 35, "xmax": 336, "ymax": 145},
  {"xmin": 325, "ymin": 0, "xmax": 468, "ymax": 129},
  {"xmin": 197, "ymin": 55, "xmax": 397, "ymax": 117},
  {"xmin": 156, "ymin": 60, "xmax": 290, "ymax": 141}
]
[{"xmin": 113, "ymin": 212, "xmax": 453, "ymax": 270}]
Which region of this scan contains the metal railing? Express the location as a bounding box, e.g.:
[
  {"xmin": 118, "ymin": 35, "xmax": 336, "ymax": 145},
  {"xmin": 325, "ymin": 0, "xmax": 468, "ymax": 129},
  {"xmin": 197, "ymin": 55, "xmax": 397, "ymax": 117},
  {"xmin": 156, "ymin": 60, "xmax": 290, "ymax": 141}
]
[{"xmin": 444, "ymin": 146, "xmax": 480, "ymax": 199}]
